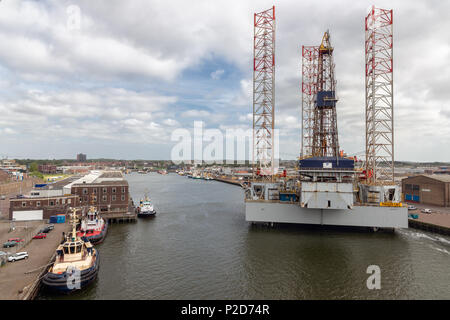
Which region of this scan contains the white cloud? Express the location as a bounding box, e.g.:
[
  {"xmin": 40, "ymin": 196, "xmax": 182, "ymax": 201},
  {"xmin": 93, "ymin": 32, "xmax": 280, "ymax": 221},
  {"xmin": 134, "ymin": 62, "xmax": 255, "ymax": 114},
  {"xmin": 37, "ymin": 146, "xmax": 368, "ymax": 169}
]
[
  {"xmin": 210, "ymin": 69, "xmax": 225, "ymax": 80},
  {"xmin": 0, "ymin": 128, "xmax": 17, "ymax": 135},
  {"xmin": 238, "ymin": 113, "xmax": 252, "ymax": 122},
  {"xmin": 0, "ymin": 87, "xmax": 178, "ymax": 148},
  {"xmin": 0, "ymin": 0, "xmax": 448, "ymax": 161},
  {"xmin": 163, "ymin": 118, "xmax": 180, "ymax": 127},
  {"xmin": 180, "ymin": 110, "xmax": 211, "ymax": 118}
]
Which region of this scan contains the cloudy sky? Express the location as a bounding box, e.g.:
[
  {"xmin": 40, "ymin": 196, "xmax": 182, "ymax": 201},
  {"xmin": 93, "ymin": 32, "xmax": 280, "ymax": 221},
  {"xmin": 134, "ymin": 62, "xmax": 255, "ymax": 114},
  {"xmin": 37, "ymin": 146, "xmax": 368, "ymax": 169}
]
[{"xmin": 0, "ymin": 0, "xmax": 448, "ymax": 161}]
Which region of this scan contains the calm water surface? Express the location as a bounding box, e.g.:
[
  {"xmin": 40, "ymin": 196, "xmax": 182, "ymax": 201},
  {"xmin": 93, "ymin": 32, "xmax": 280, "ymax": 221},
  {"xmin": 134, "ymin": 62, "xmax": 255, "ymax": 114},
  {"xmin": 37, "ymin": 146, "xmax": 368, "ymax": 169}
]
[{"xmin": 40, "ymin": 172, "xmax": 450, "ymax": 299}]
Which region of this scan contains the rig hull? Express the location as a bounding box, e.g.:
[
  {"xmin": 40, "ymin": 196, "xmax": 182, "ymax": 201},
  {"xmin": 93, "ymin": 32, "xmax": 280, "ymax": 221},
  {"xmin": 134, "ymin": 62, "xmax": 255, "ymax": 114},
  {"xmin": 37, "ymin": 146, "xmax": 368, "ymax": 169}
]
[{"xmin": 245, "ymin": 201, "xmax": 408, "ymax": 229}]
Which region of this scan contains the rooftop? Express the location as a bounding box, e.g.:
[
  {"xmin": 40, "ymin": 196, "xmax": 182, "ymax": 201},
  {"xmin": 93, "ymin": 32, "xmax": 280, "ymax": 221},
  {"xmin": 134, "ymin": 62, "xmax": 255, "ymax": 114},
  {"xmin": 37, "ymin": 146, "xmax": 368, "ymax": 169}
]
[
  {"xmin": 36, "ymin": 176, "xmax": 81, "ymax": 190},
  {"xmin": 404, "ymin": 174, "xmax": 450, "ymax": 183},
  {"xmin": 425, "ymin": 174, "xmax": 450, "ymax": 183},
  {"xmin": 69, "ymin": 170, "xmax": 127, "ymax": 187},
  {"xmin": 95, "ymin": 171, "xmax": 124, "ymax": 183}
]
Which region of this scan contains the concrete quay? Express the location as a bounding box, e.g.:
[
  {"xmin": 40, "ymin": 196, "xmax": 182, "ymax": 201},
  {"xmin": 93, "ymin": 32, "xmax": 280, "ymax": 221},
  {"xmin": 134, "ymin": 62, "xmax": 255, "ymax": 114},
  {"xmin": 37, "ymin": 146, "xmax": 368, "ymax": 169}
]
[
  {"xmin": 0, "ymin": 221, "xmax": 69, "ymax": 300},
  {"xmin": 213, "ymin": 176, "xmax": 245, "ymax": 187},
  {"xmin": 406, "ymin": 202, "xmax": 450, "ymax": 236}
]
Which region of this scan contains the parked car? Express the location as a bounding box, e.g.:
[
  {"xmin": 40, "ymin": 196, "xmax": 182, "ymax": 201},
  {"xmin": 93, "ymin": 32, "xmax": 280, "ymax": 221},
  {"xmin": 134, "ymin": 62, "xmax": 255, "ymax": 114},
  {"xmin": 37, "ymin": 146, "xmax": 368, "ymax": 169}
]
[
  {"xmin": 0, "ymin": 195, "xmax": 6, "ymax": 200},
  {"xmin": 39, "ymin": 227, "xmax": 52, "ymax": 233},
  {"xmin": 421, "ymin": 208, "xmax": 432, "ymax": 214},
  {"xmin": 46, "ymin": 224, "xmax": 55, "ymax": 230},
  {"xmin": 33, "ymin": 233, "xmax": 47, "ymax": 239},
  {"xmin": 407, "ymin": 205, "xmax": 417, "ymax": 210},
  {"xmin": 7, "ymin": 238, "xmax": 24, "ymax": 243},
  {"xmin": 3, "ymin": 241, "xmax": 18, "ymax": 248},
  {"xmin": 8, "ymin": 252, "xmax": 28, "ymax": 262}
]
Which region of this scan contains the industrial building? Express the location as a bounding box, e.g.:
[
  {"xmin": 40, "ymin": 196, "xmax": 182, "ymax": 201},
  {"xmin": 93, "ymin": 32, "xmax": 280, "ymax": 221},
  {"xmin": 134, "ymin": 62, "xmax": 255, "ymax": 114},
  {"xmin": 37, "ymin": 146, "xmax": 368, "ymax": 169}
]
[
  {"xmin": 402, "ymin": 175, "xmax": 450, "ymax": 207},
  {"xmin": 9, "ymin": 195, "xmax": 80, "ymax": 221},
  {"xmin": 38, "ymin": 164, "xmax": 57, "ymax": 174},
  {"xmin": 8, "ymin": 171, "xmax": 130, "ymax": 221},
  {"xmin": 69, "ymin": 171, "xmax": 130, "ymax": 214}
]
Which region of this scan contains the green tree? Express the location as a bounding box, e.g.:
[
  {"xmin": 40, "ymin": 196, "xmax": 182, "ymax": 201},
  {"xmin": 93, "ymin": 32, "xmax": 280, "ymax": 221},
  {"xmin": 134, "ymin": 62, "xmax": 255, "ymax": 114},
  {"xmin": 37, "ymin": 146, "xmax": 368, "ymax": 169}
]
[{"xmin": 29, "ymin": 162, "xmax": 38, "ymax": 172}]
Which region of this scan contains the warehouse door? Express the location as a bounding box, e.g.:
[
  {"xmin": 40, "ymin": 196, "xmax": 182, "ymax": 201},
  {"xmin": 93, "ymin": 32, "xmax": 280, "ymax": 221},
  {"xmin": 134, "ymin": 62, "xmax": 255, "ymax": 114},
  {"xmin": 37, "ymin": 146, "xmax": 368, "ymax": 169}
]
[{"xmin": 12, "ymin": 210, "xmax": 44, "ymax": 221}]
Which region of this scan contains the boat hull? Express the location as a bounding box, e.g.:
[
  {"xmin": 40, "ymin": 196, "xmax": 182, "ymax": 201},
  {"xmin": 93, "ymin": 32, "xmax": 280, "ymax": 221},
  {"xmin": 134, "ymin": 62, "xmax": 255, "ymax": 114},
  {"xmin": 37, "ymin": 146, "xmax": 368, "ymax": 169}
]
[
  {"xmin": 138, "ymin": 210, "xmax": 156, "ymax": 218},
  {"xmin": 42, "ymin": 251, "xmax": 99, "ymax": 294},
  {"xmin": 80, "ymin": 222, "xmax": 108, "ymax": 244}
]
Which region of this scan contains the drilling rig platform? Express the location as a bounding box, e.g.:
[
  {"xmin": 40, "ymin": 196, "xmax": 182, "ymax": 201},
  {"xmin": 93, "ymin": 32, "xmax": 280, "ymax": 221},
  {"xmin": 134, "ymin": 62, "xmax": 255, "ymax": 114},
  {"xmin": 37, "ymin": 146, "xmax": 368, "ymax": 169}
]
[{"xmin": 245, "ymin": 6, "xmax": 408, "ymax": 230}]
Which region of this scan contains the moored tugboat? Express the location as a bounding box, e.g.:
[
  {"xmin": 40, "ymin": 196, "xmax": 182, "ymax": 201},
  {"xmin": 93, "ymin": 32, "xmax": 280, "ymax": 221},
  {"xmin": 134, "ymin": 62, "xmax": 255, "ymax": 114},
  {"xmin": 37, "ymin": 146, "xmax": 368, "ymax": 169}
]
[
  {"xmin": 77, "ymin": 206, "xmax": 108, "ymax": 244},
  {"xmin": 42, "ymin": 209, "xmax": 99, "ymax": 294},
  {"xmin": 136, "ymin": 196, "xmax": 156, "ymax": 217}
]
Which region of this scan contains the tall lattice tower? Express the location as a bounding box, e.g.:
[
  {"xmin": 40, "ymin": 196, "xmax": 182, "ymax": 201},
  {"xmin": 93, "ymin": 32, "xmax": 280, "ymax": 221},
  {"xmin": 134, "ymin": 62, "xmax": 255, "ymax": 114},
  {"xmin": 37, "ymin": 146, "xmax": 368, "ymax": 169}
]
[
  {"xmin": 253, "ymin": 6, "xmax": 275, "ymax": 177},
  {"xmin": 365, "ymin": 6, "xmax": 394, "ymax": 184},
  {"xmin": 311, "ymin": 31, "xmax": 339, "ymax": 158},
  {"xmin": 301, "ymin": 46, "xmax": 319, "ymax": 158}
]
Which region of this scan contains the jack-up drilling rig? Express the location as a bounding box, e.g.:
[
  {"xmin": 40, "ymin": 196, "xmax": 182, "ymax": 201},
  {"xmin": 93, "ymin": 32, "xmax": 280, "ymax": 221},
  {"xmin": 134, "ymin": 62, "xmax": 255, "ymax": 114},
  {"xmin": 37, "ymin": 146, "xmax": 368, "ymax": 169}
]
[{"xmin": 245, "ymin": 6, "xmax": 407, "ymax": 231}]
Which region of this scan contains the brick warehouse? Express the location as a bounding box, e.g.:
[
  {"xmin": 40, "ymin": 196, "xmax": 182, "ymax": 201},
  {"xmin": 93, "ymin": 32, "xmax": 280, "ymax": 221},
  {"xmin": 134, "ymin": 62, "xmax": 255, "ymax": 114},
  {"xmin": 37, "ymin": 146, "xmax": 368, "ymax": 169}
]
[
  {"xmin": 38, "ymin": 164, "xmax": 57, "ymax": 174},
  {"xmin": 8, "ymin": 171, "xmax": 130, "ymax": 221},
  {"xmin": 402, "ymin": 175, "xmax": 450, "ymax": 207},
  {"xmin": 70, "ymin": 171, "xmax": 129, "ymax": 214},
  {"xmin": 9, "ymin": 194, "xmax": 80, "ymax": 220}
]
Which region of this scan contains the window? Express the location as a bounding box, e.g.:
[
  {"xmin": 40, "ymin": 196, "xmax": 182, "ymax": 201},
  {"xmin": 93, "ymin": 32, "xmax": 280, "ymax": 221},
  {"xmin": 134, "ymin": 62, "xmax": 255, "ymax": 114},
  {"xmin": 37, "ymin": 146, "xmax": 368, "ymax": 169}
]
[
  {"xmin": 103, "ymin": 187, "xmax": 107, "ymax": 194},
  {"xmin": 36, "ymin": 201, "xmax": 41, "ymax": 207},
  {"xmin": 93, "ymin": 196, "xmax": 97, "ymax": 202},
  {"xmin": 122, "ymin": 187, "xmax": 126, "ymax": 193},
  {"xmin": 22, "ymin": 202, "xmax": 26, "ymax": 207},
  {"xmin": 50, "ymin": 201, "xmax": 55, "ymax": 206},
  {"xmin": 121, "ymin": 195, "xmax": 125, "ymax": 201},
  {"xmin": 112, "ymin": 195, "xmax": 116, "ymax": 201},
  {"xmin": 112, "ymin": 187, "xmax": 116, "ymax": 194},
  {"xmin": 102, "ymin": 195, "xmax": 107, "ymax": 202},
  {"xmin": 62, "ymin": 199, "xmax": 65, "ymax": 204},
  {"xmin": 68, "ymin": 199, "xmax": 71, "ymax": 204},
  {"xmin": 83, "ymin": 188, "xmax": 88, "ymax": 195},
  {"xmin": 93, "ymin": 188, "xmax": 97, "ymax": 194},
  {"xmin": 56, "ymin": 199, "xmax": 60, "ymax": 205}
]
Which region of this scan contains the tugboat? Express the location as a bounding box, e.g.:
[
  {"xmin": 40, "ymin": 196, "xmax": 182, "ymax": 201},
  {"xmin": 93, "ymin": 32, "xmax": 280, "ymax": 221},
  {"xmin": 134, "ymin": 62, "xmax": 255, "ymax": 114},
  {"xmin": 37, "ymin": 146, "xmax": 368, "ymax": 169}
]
[
  {"xmin": 136, "ymin": 196, "xmax": 156, "ymax": 217},
  {"xmin": 42, "ymin": 208, "xmax": 99, "ymax": 294},
  {"xmin": 77, "ymin": 205, "xmax": 107, "ymax": 244}
]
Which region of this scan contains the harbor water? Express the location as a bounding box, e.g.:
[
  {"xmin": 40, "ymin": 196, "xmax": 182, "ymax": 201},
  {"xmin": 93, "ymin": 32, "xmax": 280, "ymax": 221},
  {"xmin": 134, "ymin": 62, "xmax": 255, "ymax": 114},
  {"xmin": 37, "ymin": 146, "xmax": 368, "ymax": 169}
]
[{"xmin": 39, "ymin": 172, "xmax": 450, "ymax": 299}]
